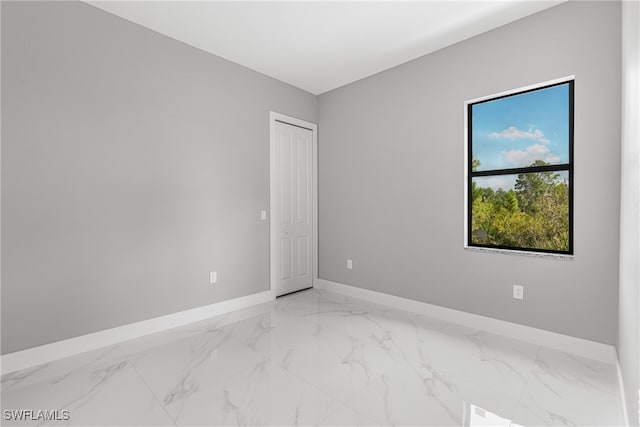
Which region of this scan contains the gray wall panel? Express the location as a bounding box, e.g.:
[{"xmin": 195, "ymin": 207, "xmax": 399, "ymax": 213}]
[
  {"xmin": 1, "ymin": 1, "xmax": 317, "ymax": 354},
  {"xmin": 318, "ymin": 1, "xmax": 621, "ymax": 344}
]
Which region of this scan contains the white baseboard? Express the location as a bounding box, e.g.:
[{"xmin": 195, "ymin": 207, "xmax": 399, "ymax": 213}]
[
  {"xmin": 1, "ymin": 290, "xmax": 275, "ymax": 375},
  {"xmin": 2, "ymin": 279, "xmax": 619, "ymax": 377},
  {"xmin": 316, "ymin": 279, "xmax": 617, "ymax": 364},
  {"xmin": 616, "ymin": 352, "xmax": 631, "ymax": 427}
]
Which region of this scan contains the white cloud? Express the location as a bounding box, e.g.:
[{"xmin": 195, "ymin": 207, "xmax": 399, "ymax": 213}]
[
  {"xmin": 502, "ymin": 143, "xmax": 560, "ymax": 167},
  {"xmin": 481, "ymin": 176, "xmax": 513, "ymax": 191},
  {"xmin": 490, "ymin": 126, "xmax": 550, "ymax": 145}
]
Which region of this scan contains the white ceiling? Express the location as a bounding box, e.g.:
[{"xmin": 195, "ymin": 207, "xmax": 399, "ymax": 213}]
[{"xmin": 87, "ymin": 1, "xmax": 565, "ymax": 95}]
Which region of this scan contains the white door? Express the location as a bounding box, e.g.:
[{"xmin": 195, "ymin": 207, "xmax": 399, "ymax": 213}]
[{"xmin": 272, "ymin": 120, "xmax": 313, "ymax": 296}]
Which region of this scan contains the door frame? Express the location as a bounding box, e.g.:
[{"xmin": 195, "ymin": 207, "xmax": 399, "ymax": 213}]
[{"xmin": 269, "ymin": 111, "xmax": 318, "ymax": 297}]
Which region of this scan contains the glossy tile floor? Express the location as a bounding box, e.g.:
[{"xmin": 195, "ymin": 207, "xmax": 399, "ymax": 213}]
[{"xmin": 1, "ymin": 289, "xmax": 624, "ymax": 426}]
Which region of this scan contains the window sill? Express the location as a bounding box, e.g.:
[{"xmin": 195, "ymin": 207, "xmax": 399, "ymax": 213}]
[{"xmin": 464, "ymin": 245, "xmax": 574, "ymax": 260}]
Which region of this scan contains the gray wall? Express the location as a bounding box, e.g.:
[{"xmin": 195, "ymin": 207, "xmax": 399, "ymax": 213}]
[
  {"xmin": 318, "ymin": 1, "xmax": 621, "ymax": 344},
  {"xmin": 619, "ymin": 1, "xmax": 640, "ymax": 424},
  {"xmin": 1, "ymin": 1, "xmax": 317, "ymax": 354}
]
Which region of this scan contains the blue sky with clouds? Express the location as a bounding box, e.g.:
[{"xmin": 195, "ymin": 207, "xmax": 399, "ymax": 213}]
[{"xmin": 471, "ymin": 83, "xmax": 570, "ymax": 173}]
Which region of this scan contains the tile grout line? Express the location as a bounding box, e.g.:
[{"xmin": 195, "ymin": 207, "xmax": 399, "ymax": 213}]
[
  {"xmin": 260, "ymin": 293, "xmax": 387, "ymax": 424},
  {"xmin": 315, "ymin": 289, "xmax": 544, "ymax": 425},
  {"xmin": 120, "ymin": 328, "xmax": 280, "ymax": 426},
  {"xmin": 510, "ymin": 344, "xmax": 542, "ymax": 424},
  {"xmin": 281, "ymin": 290, "xmax": 523, "ymax": 426},
  {"xmin": 108, "ymin": 304, "xmax": 278, "ymax": 425},
  {"xmin": 114, "ymin": 344, "xmax": 178, "ymax": 427},
  {"xmin": 265, "ymin": 357, "xmax": 383, "ymax": 426}
]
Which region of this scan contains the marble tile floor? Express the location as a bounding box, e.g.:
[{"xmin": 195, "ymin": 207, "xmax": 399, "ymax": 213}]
[{"xmin": 1, "ymin": 289, "xmax": 624, "ymax": 426}]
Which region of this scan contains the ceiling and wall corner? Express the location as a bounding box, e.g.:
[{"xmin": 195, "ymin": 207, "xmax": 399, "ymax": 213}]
[{"xmin": 86, "ymin": 0, "xmax": 565, "ymax": 95}]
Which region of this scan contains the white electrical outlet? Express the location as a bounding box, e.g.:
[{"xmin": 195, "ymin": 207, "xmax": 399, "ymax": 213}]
[
  {"xmin": 210, "ymin": 272, "xmax": 217, "ymax": 284},
  {"xmin": 346, "ymin": 259, "xmax": 353, "ymax": 270},
  {"xmin": 260, "ymin": 210, "xmax": 267, "ymax": 221},
  {"xmin": 513, "ymin": 285, "xmax": 524, "ymax": 300}
]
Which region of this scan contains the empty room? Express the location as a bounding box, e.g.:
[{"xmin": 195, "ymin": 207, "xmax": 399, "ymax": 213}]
[{"xmin": 1, "ymin": 0, "xmax": 639, "ymax": 426}]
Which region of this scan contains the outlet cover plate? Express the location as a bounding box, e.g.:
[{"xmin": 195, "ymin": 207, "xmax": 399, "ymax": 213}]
[{"xmin": 513, "ymin": 284, "xmax": 524, "ymax": 300}]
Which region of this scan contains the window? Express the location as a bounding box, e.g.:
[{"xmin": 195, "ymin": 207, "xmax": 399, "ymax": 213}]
[{"xmin": 466, "ymin": 79, "xmax": 574, "ymax": 255}]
